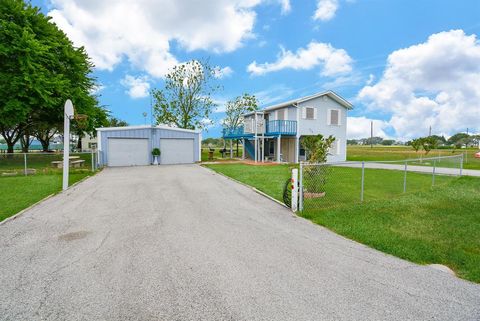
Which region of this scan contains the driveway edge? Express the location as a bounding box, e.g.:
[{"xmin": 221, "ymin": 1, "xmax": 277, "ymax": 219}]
[{"xmin": 201, "ymin": 165, "xmax": 290, "ymax": 210}]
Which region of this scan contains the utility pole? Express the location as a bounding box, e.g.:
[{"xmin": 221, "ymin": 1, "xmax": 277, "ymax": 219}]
[{"xmin": 429, "ymin": 126, "xmax": 432, "ymax": 137}]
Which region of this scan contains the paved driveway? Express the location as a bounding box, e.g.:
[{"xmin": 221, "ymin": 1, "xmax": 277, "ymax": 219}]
[{"xmin": 1, "ymin": 165, "xmax": 479, "ymax": 321}]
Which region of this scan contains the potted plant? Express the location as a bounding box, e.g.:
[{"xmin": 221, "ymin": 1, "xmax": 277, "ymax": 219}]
[{"xmin": 152, "ymin": 148, "xmax": 161, "ymax": 165}]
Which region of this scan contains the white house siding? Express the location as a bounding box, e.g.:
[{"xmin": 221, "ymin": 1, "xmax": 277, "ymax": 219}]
[{"xmin": 297, "ymin": 95, "xmax": 348, "ymax": 162}]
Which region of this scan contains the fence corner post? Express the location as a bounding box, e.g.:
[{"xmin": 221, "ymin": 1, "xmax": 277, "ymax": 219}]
[{"xmin": 291, "ymin": 168, "xmax": 298, "ymax": 212}]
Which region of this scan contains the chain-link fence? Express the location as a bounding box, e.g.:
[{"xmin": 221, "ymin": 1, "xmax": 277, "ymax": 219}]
[
  {"xmin": 299, "ymin": 154, "xmax": 464, "ymax": 211},
  {"xmin": 0, "ymin": 151, "xmax": 98, "ymax": 177}
]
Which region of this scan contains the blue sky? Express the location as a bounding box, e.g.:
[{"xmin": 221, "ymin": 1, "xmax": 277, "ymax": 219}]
[{"xmin": 33, "ymin": 0, "xmax": 480, "ymax": 140}]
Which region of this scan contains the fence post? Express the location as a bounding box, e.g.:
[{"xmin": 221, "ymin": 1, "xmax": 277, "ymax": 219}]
[
  {"xmin": 299, "ymin": 163, "xmax": 304, "ymax": 211},
  {"xmin": 91, "ymin": 150, "xmax": 95, "ymax": 172},
  {"xmin": 432, "ymin": 160, "xmax": 436, "ymax": 186},
  {"xmin": 403, "ymin": 160, "xmax": 407, "ymax": 193},
  {"xmin": 24, "ymin": 153, "xmax": 27, "ymax": 176},
  {"xmin": 291, "ymin": 168, "xmax": 298, "ymax": 212},
  {"xmin": 460, "ymin": 153, "xmax": 464, "ymax": 176},
  {"xmin": 360, "ymin": 161, "xmax": 365, "ymax": 202}
]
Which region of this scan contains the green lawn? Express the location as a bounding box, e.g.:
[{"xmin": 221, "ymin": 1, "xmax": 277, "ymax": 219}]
[
  {"xmin": 0, "ymin": 171, "xmax": 93, "ymax": 222},
  {"xmin": 201, "ymin": 147, "xmax": 244, "ymax": 162},
  {"xmin": 347, "ymin": 145, "xmax": 480, "ymax": 170},
  {"xmin": 0, "ymin": 152, "xmax": 94, "ymax": 172},
  {"xmin": 205, "ymin": 163, "xmax": 480, "ymax": 283}
]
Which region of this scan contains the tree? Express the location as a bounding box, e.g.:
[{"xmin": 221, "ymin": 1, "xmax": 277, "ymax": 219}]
[
  {"xmin": 222, "ymin": 93, "xmax": 258, "ymax": 156},
  {"xmin": 347, "ymin": 139, "xmax": 358, "ymax": 145},
  {"xmin": 0, "ymin": 0, "xmax": 108, "ymax": 153},
  {"xmin": 447, "ymin": 133, "xmax": 470, "ymax": 147},
  {"xmin": 381, "ymin": 139, "xmax": 395, "ymax": 146},
  {"xmin": 105, "ymin": 117, "xmax": 129, "ymax": 127},
  {"xmin": 364, "ymin": 136, "xmax": 383, "ymax": 146},
  {"xmin": 411, "ymin": 138, "xmax": 423, "ymax": 153},
  {"xmin": 152, "ymin": 60, "xmax": 220, "ymax": 130},
  {"xmin": 422, "ymin": 136, "xmax": 438, "ymax": 155},
  {"xmin": 301, "ymin": 135, "xmax": 336, "ymax": 163}
]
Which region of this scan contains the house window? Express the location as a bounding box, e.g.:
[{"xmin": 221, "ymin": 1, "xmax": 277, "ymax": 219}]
[
  {"xmin": 277, "ymin": 109, "xmax": 285, "ymax": 120},
  {"xmin": 306, "ymin": 107, "xmax": 314, "ymax": 119},
  {"xmin": 329, "ymin": 109, "xmax": 340, "ymax": 126}
]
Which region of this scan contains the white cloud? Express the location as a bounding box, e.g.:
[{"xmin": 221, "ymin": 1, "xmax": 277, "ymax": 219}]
[
  {"xmin": 121, "ymin": 75, "xmax": 150, "ymax": 99},
  {"xmin": 247, "ymin": 41, "xmax": 353, "ymax": 76},
  {"xmin": 255, "ymin": 84, "xmax": 295, "ymax": 106},
  {"xmin": 358, "ymin": 30, "xmax": 480, "ymax": 139},
  {"xmin": 213, "ymin": 66, "xmax": 234, "ymax": 79},
  {"xmin": 278, "ymin": 0, "xmax": 291, "ymax": 14},
  {"xmin": 347, "ymin": 117, "xmax": 390, "ymax": 139},
  {"xmin": 313, "ymin": 0, "xmax": 339, "ymax": 21},
  {"xmin": 47, "ymin": 0, "xmax": 287, "ymax": 78}
]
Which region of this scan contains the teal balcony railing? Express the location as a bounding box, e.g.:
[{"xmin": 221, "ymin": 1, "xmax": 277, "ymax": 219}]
[
  {"xmin": 223, "ymin": 126, "xmax": 253, "ymax": 139},
  {"xmin": 266, "ymin": 120, "xmax": 297, "ymax": 136}
]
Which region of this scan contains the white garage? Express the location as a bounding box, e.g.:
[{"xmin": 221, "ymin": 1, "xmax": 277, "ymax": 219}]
[
  {"xmin": 96, "ymin": 125, "xmax": 201, "ymax": 167},
  {"xmin": 160, "ymin": 138, "xmax": 194, "ymax": 165},
  {"xmin": 107, "ymin": 138, "xmax": 149, "ymax": 167}
]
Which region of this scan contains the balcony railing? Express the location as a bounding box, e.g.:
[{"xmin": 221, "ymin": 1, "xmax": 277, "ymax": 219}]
[
  {"xmin": 266, "ymin": 120, "xmax": 297, "ymax": 135},
  {"xmin": 223, "ymin": 120, "xmax": 297, "ymax": 138}
]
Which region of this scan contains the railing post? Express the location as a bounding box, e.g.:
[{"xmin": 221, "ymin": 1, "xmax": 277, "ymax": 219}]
[
  {"xmin": 291, "ymin": 168, "xmax": 298, "ymax": 212},
  {"xmin": 24, "ymin": 153, "xmax": 27, "ymax": 176},
  {"xmin": 432, "ymin": 159, "xmax": 436, "ymax": 186},
  {"xmin": 360, "ymin": 162, "xmax": 365, "ymax": 202},
  {"xmin": 299, "ymin": 163, "xmax": 304, "ymax": 211},
  {"xmin": 403, "ymin": 160, "xmax": 407, "ymax": 193},
  {"xmin": 460, "ymin": 153, "xmax": 463, "ymax": 176}
]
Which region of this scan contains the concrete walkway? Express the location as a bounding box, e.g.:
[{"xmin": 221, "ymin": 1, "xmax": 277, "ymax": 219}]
[
  {"xmin": 335, "ymin": 161, "xmax": 480, "ymax": 177},
  {"xmin": 0, "ymin": 165, "xmax": 479, "ymax": 321}
]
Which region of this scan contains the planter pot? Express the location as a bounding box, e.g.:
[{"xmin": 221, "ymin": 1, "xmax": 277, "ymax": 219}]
[{"xmin": 153, "ymin": 155, "xmax": 159, "ymax": 165}]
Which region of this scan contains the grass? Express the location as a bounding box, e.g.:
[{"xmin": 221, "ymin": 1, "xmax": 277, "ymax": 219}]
[
  {"xmin": 205, "ymin": 162, "xmax": 480, "ymax": 283},
  {"xmin": 0, "ymin": 170, "xmax": 94, "ymax": 222},
  {"xmin": 347, "ymin": 145, "xmax": 480, "ymax": 170},
  {"xmin": 201, "ymin": 147, "xmax": 244, "ymax": 162},
  {"xmin": 0, "ymin": 152, "xmax": 94, "ymax": 172}
]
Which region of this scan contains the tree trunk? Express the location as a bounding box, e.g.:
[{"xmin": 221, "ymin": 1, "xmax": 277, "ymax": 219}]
[
  {"xmin": 77, "ymin": 135, "xmax": 82, "ymax": 150},
  {"xmin": 39, "ymin": 138, "xmax": 50, "ymax": 152},
  {"xmin": 7, "ymin": 142, "xmax": 14, "ymax": 154},
  {"xmin": 20, "ymin": 133, "xmax": 32, "ymax": 153}
]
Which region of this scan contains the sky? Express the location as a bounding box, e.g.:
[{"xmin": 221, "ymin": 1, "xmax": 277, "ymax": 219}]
[{"xmin": 32, "ymin": 0, "xmax": 480, "ymax": 141}]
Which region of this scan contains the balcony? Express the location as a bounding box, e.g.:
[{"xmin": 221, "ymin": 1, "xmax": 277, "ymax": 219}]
[
  {"xmin": 223, "ymin": 120, "xmax": 297, "ymax": 139},
  {"xmin": 266, "ymin": 120, "xmax": 297, "ymax": 136}
]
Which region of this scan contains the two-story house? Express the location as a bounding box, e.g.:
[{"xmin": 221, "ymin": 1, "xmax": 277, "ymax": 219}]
[{"xmin": 223, "ymin": 90, "xmax": 353, "ymax": 163}]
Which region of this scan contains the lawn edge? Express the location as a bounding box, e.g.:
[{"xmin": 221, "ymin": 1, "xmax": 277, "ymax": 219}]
[
  {"xmin": 0, "ymin": 172, "xmax": 96, "ymax": 225},
  {"xmin": 201, "ymin": 165, "xmax": 290, "ymax": 209}
]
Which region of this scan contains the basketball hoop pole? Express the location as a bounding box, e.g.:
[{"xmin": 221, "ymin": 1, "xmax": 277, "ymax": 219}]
[{"xmin": 63, "ymin": 100, "xmax": 74, "ymax": 191}]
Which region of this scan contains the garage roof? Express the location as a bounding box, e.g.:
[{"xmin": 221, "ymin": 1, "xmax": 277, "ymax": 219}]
[{"xmin": 96, "ymin": 125, "xmax": 201, "ymax": 133}]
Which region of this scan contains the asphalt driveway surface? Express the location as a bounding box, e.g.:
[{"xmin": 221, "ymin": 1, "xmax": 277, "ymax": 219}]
[{"xmin": 1, "ymin": 165, "xmax": 479, "ymax": 321}]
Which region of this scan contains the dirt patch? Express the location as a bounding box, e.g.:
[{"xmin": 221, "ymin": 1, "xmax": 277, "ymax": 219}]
[{"xmin": 58, "ymin": 230, "xmax": 90, "ymax": 242}]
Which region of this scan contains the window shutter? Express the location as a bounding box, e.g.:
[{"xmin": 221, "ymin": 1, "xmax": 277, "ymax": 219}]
[
  {"xmin": 313, "ymin": 107, "xmax": 317, "ymax": 120},
  {"xmin": 301, "ymin": 107, "xmax": 306, "ymax": 119},
  {"xmin": 327, "ymin": 109, "xmax": 331, "ymax": 125}
]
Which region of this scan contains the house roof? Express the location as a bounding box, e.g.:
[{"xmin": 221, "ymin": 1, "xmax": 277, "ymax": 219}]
[
  {"xmin": 244, "ymin": 90, "xmax": 353, "ymax": 116},
  {"xmin": 96, "ymin": 125, "xmax": 201, "ymax": 134}
]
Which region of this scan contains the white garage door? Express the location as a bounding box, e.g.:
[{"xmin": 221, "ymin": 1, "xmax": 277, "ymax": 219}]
[
  {"xmin": 160, "ymin": 138, "xmax": 194, "ymax": 164},
  {"xmin": 108, "ymin": 138, "xmax": 149, "ymax": 167}
]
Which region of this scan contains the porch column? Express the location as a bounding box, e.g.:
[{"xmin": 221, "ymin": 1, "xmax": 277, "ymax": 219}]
[
  {"xmin": 230, "ymin": 140, "xmax": 233, "ymax": 158},
  {"xmin": 276, "ymin": 135, "xmax": 281, "ymax": 163},
  {"xmin": 261, "ymin": 137, "xmax": 265, "ymax": 162},
  {"xmin": 254, "ymin": 137, "xmax": 257, "ymax": 163},
  {"xmin": 294, "ymin": 136, "xmax": 300, "ymax": 163},
  {"xmin": 242, "ymin": 138, "xmax": 245, "ymax": 160}
]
